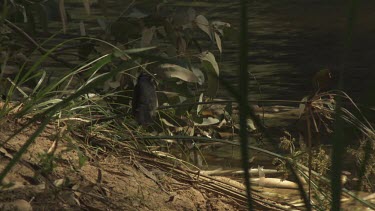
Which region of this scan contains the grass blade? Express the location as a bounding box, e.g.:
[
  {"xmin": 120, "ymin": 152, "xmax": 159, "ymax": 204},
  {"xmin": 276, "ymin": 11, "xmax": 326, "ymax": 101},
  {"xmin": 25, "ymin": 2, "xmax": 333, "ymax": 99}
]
[{"xmin": 238, "ymin": 0, "xmax": 252, "ymax": 209}]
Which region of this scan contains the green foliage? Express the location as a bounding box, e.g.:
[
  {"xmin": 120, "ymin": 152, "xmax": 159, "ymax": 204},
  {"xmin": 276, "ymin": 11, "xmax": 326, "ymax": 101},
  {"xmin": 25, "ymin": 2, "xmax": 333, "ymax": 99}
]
[
  {"xmin": 348, "ymin": 139, "xmax": 375, "ymax": 191},
  {"xmin": 94, "ymin": 5, "xmax": 229, "ymax": 101},
  {"xmin": 0, "ymin": 1, "xmax": 374, "ymax": 210},
  {"xmin": 37, "ymin": 152, "xmax": 58, "ymax": 174}
]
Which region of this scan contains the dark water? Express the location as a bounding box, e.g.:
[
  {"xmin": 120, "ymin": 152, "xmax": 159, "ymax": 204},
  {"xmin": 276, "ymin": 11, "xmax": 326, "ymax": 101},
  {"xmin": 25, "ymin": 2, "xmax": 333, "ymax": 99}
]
[
  {"xmin": 183, "ymin": 0, "xmax": 375, "ymax": 169},
  {"xmin": 204, "ymin": 0, "xmax": 375, "ymax": 102}
]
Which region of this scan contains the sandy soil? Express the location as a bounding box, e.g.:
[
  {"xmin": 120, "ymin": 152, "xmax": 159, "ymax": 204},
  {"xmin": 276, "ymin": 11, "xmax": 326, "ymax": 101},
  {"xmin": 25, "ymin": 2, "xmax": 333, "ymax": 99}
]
[{"xmin": 0, "ymin": 117, "xmax": 239, "ymax": 211}]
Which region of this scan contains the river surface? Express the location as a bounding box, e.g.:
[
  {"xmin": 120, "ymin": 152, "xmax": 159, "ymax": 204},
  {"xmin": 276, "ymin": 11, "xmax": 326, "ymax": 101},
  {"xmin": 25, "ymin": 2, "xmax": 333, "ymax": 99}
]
[
  {"xmin": 41, "ymin": 0, "xmax": 375, "ymax": 103},
  {"xmin": 202, "ymin": 0, "xmax": 375, "ymax": 102}
]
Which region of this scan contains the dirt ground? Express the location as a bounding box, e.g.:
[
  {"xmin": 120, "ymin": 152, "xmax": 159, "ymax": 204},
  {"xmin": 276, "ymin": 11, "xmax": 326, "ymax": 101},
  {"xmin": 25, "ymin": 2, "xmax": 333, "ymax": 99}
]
[
  {"xmin": 1, "ymin": 109, "xmax": 374, "ymax": 211},
  {"xmin": 0, "ymin": 117, "xmax": 240, "ymax": 211}
]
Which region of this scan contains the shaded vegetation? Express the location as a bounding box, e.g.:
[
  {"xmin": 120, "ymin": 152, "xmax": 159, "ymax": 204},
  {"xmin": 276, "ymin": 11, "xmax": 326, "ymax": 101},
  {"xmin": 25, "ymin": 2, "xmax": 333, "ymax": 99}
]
[{"xmin": 0, "ymin": 0, "xmax": 374, "ymax": 210}]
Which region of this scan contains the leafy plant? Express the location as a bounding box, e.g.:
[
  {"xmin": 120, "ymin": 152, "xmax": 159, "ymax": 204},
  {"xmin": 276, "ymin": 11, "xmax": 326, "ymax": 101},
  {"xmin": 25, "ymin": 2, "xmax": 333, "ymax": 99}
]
[{"xmin": 1, "ymin": 1, "xmax": 374, "ymax": 210}]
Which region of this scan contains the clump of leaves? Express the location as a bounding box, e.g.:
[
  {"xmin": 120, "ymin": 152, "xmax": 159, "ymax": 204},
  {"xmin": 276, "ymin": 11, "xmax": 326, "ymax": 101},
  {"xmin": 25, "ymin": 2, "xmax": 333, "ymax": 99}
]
[
  {"xmin": 273, "ymin": 131, "xmax": 334, "ymax": 209},
  {"xmin": 279, "ymin": 131, "xmax": 296, "ymax": 154},
  {"xmin": 37, "ymin": 152, "xmax": 58, "ymax": 174},
  {"xmin": 273, "ymin": 131, "xmax": 301, "ymax": 179},
  {"xmin": 274, "ymin": 131, "xmax": 331, "ymax": 178},
  {"xmin": 311, "ymin": 147, "xmax": 330, "ymax": 175},
  {"xmin": 347, "ymin": 138, "xmax": 375, "ymax": 192},
  {"xmin": 297, "ymin": 92, "xmax": 336, "ymax": 146},
  {"xmin": 94, "ymin": 4, "xmax": 230, "ymax": 101}
]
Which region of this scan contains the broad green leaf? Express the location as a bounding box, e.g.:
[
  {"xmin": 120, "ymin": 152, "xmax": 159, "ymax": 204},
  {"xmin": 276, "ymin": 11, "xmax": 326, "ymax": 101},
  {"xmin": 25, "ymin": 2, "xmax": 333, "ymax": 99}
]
[
  {"xmin": 212, "ymin": 21, "xmax": 231, "ymax": 36},
  {"xmin": 211, "ymin": 21, "xmax": 231, "ymax": 28},
  {"xmin": 214, "ymin": 32, "xmax": 222, "ymax": 53},
  {"xmin": 192, "ymin": 67, "xmax": 205, "ymax": 85},
  {"xmin": 160, "ymin": 64, "xmax": 199, "ymax": 83},
  {"xmin": 199, "ymin": 51, "xmax": 219, "ymax": 98},
  {"xmin": 195, "ymin": 15, "xmax": 212, "ymax": 40},
  {"xmin": 199, "ymin": 51, "xmax": 219, "ymax": 76}
]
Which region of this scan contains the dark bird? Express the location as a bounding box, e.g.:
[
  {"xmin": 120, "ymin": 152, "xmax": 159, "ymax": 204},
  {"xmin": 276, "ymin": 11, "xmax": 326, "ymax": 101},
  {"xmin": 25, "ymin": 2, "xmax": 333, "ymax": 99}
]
[
  {"xmin": 312, "ymin": 68, "xmax": 333, "ymax": 93},
  {"xmin": 132, "ymin": 72, "xmax": 158, "ymax": 126}
]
